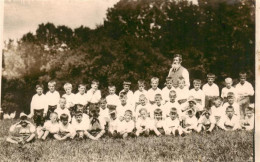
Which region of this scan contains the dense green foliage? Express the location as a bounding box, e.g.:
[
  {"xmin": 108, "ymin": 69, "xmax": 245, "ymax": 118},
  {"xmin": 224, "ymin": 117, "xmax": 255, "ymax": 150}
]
[{"xmin": 2, "ymin": 0, "xmax": 255, "ymax": 114}]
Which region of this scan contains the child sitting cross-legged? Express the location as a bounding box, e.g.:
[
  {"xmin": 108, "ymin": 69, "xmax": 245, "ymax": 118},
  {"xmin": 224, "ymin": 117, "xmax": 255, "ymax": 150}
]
[
  {"xmin": 164, "ymin": 108, "xmax": 184, "ymax": 136},
  {"xmin": 118, "ymin": 110, "xmax": 136, "ymax": 138},
  {"xmin": 108, "ymin": 110, "xmax": 121, "ymax": 138},
  {"xmin": 151, "ymin": 109, "xmax": 166, "ymax": 136},
  {"xmin": 54, "ymin": 114, "xmax": 76, "ymax": 140},
  {"xmin": 38, "ymin": 112, "xmax": 59, "ymax": 140},
  {"xmin": 197, "ymin": 110, "xmax": 216, "ymax": 133},
  {"xmin": 6, "ymin": 113, "xmax": 36, "ymax": 145},
  {"xmin": 72, "ymin": 111, "xmax": 89, "ymax": 140},
  {"xmin": 182, "ymin": 108, "xmax": 199, "ymax": 134}
]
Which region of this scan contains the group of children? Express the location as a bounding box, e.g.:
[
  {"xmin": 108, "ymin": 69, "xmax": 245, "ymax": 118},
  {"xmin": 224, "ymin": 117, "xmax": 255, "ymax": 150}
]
[{"xmin": 6, "ymin": 71, "xmax": 255, "ymax": 144}]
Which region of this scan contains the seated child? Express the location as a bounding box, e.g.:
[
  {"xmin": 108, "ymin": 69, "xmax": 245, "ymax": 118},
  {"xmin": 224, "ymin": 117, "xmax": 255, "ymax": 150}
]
[
  {"xmin": 202, "ymin": 73, "xmax": 219, "ymax": 109},
  {"xmin": 221, "ymin": 78, "xmax": 237, "ymax": 103},
  {"xmin": 106, "ymin": 85, "xmax": 120, "ymax": 108},
  {"xmin": 72, "ymin": 111, "xmax": 89, "ymax": 139},
  {"xmin": 133, "ymin": 80, "xmax": 148, "ymax": 106},
  {"xmin": 164, "ymin": 90, "xmax": 182, "ymax": 118},
  {"xmin": 165, "ymin": 108, "xmax": 183, "ymax": 136},
  {"xmin": 85, "ymin": 105, "xmax": 106, "ymax": 140},
  {"xmin": 162, "ymin": 77, "xmax": 176, "ymax": 103},
  {"xmin": 62, "ymin": 83, "xmax": 75, "ymax": 109},
  {"xmin": 55, "ymin": 97, "xmax": 71, "ymax": 122},
  {"xmin": 135, "ymin": 108, "xmax": 159, "ymax": 137},
  {"xmin": 71, "ymin": 104, "xmax": 89, "ymax": 124},
  {"xmin": 210, "ymin": 97, "xmax": 225, "ymax": 126},
  {"xmin": 119, "ymin": 81, "xmax": 134, "ymax": 106},
  {"xmin": 182, "ymin": 108, "xmax": 199, "ymax": 133},
  {"xmin": 108, "ymin": 110, "xmax": 121, "ymax": 138},
  {"xmin": 218, "ymin": 106, "xmax": 241, "ymax": 131},
  {"xmin": 54, "ymin": 114, "xmax": 76, "ymax": 140},
  {"xmin": 197, "ymin": 110, "xmax": 215, "ymax": 133},
  {"xmin": 176, "ymin": 77, "xmax": 190, "ymax": 105},
  {"xmin": 6, "ymin": 113, "xmax": 36, "ymax": 144},
  {"xmin": 222, "ymin": 92, "xmax": 240, "ymax": 119},
  {"xmin": 189, "ymin": 79, "xmax": 205, "ymax": 112},
  {"xmin": 117, "ymin": 92, "xmax": 134, "ymax": 121},
  {"xmin": 45, "ymin": 81, "xmax": 60, "ymax": 119},
  {"xmin": 181, "ymin": 96, "xmax": 200, "ymax": 119},
  {"xmin": 86, "ymin": 80, "xmax": 101, "ymax": 104},
  {"xmin": 151, "ymin": 109, "xmax": 166, "ymax": 136},
  {"xmin": 241, "ymin": 104, "xmax": 254, "ymax": 131},
  {"xmin": 29, "ymin": 84, "xmax": 47, "ymax": 127},
  {"xmin": 38, "ymin": 112, "xmax": 59, "ymax": 140},
  {"xmin": 118, "ymin": 110, "xmax": 136, "ymax": 138},
  {"xmin": 147, "ymin": 77, "xmax": 162, "ymax": 105}
]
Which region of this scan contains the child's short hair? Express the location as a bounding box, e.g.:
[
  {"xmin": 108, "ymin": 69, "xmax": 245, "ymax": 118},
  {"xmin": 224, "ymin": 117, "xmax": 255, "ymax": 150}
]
[
  {"xmin": 138, "ymin": 80, "xmax": 145, "ymax": 86},
  {"xmin": 169, "ymin": 90, "xmax": 177, "ymax": 96},
  {"xmin": 166, "ymin": 77, "xmax": 172, "ymax": 83},
  {"xmin": 170, "ymin": 107, "xmax": 177, "ymax": 112},
  {"xmin": 119, "ymin": 92, "xmax": 127, "ymax": 99},
  {"xmin": 227, "ymin": 92, "xmax": 235, "ymax": 98},
  {"xmin": 92, "ymin": 80, "xmax": 99, "ymax": 85},
  {"xmin": 151, "ymin": 77, "xmax": 159, "ymax": 84},
  {"xmin": 193, "ymin": 79, "xmax": 201, "ymax": 84},
  {"xmin": 50, "ymin": 112, "xmax": 58, "ymax": 118},
  {"xmin": 239, "ymin": 72, "xmax": 247, "ymax": 78},
  {"xmin": 214, "ymin": 96, "xmax": 223, "ymax": 102},
  {"xmin": 125, "ymin": 110, "xmax": 133, "ymax": 116},
  {"xmin": 75, "ymin": 111, "xmax": 83, "ymax": 117},
  {"xmin": 100, "ymin": 98, "xmax": 107, "ymax": 103},
  {"xmin": 123, "ymin": 81, "xmax": 131, "ymax": 85},
  {"xmin": 64, "ymin": 83, "xmax": 72, "ymax": 90},
  {"xmin": 173, "ymin": 54, "xmax": 182, "ymax": 62},
  {"xmin": 78, "ymin": 84, "xmax": 86, "ymax": 89},
  {"xmin": 76, "ymin": 104, "xmax": 84, "ymax": 111},
  {"xmin": 48, "ymin": 80, "xmax": 56, "ymax": 86},
  {"xmin": 154, "ymin": 108, "xmax": 162, "ymax": 115},
  {"xmin": 177, "ymin": 77, "xmax": 185, "ymax": 84},
  {"xmin": 139, "ymin": 108, "xmax": 147, "ymax": 114},
  {"xmin": 60, "ymin": 97, "xmax": 66, "ymax": 101},
  {"xmin": 155, "ymin": 94, "xmax": 162, "ymax": 100},
  {"xmin": 36, "ymin": 84, "xmax": 44, "ymax": 89},
  {"xmin": 60, "ymin": 113, "xmax": 69, "ymax": 121},
  {"xmin": 139, "ymin": 94, "xmax": 147, "ymax": 100},
  {"xmin": 108, "ymin": 85, "xmax": 116, "ymax": 90},
  {"xmin": 207, "ymin": 73, "xmax": 216, "ymax": 79},
  {"xmin": 226, "ymin": 106, "xmax": 234, "ymax": 111},
  {"xmin": 225, "ymin": 78, "xmax": 233, "ymax": 83}
]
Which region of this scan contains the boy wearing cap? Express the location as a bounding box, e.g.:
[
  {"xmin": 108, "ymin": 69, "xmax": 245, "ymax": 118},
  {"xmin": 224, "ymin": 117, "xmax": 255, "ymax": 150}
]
[
  {"xmin": 218, "ymin": 106, "xmax": 240, "ymax": 131},
  {"xmin": 7, "ymin": 113, "xmax": 36, "ymax": 144},
  {"xmin": 147, "ymin": 77, "xmax": 162, "ymax": 105},
  {"xmin": 189, "ymin": 79, "xmax": 205, "ymax": 112},
  {"xmin": 45, "ymin": 81, "xmax": 60, "ymax": 119},
  {"xmin": 62, "ymin": 83, "xmax": 75, "ymax": 109},
  {"xmin": 176, "ymin": 77, "xmax": 190, "ymax": 105},
  {"xmin": 197, "ymin": 110, "xmax": 216, "ymax": 132},
  {"xmin": 133, "ymin": 80, "xmax": 148, "ymax": 106},
  {"xmin": 182, "ymin": 108, "xmax": 199, "ymax": 133},
  {"xmin": 55, "ymin": 97, "xmax": 71, "ymax": 122},
  {"xmin": 118, "ymin": 110, "xmax": 136, "ymax": 138},
  {"xmin": 86, "ymin": 80, "xmax": 101, "ymax": 104},
  {"xmin": 221, "ymin": 78, "xmax": 237, "ymax": 103},
  {"xmin": 29, "ymin": 84, "xmax": 48, "ymax": 127},
  {"xmin": 202, "ymin": 73, "xmax": 220, "ymax": 109},
  {"xmin": 165, "ymin": 108, "xmax": 183, "ymax": 136},
  {"xmin": 162, "ymin": 77, "xmax": 176, "ymax": 103},
  {"xmin": 119, "ymin": 81, "xmax": 134, "ymax": 106},
  {"xmin": 235, "ymin": 72, "xmax": 254, "ymax": 119},
  {"xmin": 106, "ymin": 85, "xmax": 120, "ymax": 108},
  {"xmin": 222, "ymin": 92, "xmax": 240, "ymax": 119},
  {"xmin": 241, "ymin": 104, "xmax": 254, "ymax": 131}
]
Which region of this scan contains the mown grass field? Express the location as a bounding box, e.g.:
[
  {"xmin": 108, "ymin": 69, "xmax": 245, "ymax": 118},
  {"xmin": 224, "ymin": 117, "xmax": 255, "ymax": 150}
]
[{"xmin": 0, "ymin": 119, "xmax": 254, "ymax": 162}]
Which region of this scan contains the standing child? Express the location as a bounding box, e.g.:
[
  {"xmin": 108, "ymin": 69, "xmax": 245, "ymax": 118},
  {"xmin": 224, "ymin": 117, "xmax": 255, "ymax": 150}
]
[
  {"xmin": 162, "ymin": 77, "xmax": 175, "ymax": 103},
  {"xmin": 62, "ymin": 83, "xmax": 75, "ymax": 109},
  {"xmin": 54, "ymin": 114, "xmax": 76, "ymax": 140},
  {"xmin": 55, "ymin": 97, "xmax": 71, "ymax": 122},
  {"xmin": 235, "ymin": 72, "xmax": 254, "ymax": 119},
  {"xmin": 119, "ymin": 81, "xmax": 134, "ymax": 106},
  {"xmin": 99, "ymin": 98, "xmax": 110, "ymax": 123},
  {"xmin": 241, "ymin": 104, "xmax": 254, "ymax": 131},
  {"xmin": 118, "ymin": 110, "xmax": 136, "ymax": 138},
  {"xmin": 29, "ymin": 84, "xmax": 47, "ymax": 127},
  {"xmin": 38, "ymin": 112, "xmax": 59, "ymax": 140},
  {"xmin": 165, "ymin": 108, "xmax": 184, "ymax": 136},
  {"xmin": 45, "ymin": 81, "xmax": 60, "ymax": 119},
  {"xmin": 197, "ymin": 110, "xmax": 215, "ymax": 133},
  {"xmin": 85, "ymin": 105, "xmax": 106, "ymax": 140},
  {"xmin": 72, "ymin": 111, "xmax": 89, "ymax": 139},
  {"xmin": 182, "ymin": 108, "xmax": 199, "ymax": 134},
  {"xmin": 176, "ymin": 77, "xmax": 190, "ymax": 105},
  {"xmin": 106, "ymin": 85, "xmax": 120, "ymax": 108},
  {"xmin": 86, "ymin": 80, "xmax": 101, "ymax": 104},
  {"xmin": 6, "ymin": 113, "xmax": 36, "ymax": 145},
  {"xmin": 189, "ymin": 79, "xmax": 205, "ymax": 112},
  {"xmin": 202, "ymin": 73, "xmax": 219, "ymax": 109},
  {"xmin": 221, "ymin": 78, "xmax": 237, "ymax": 103},
  {"xmin": 133, "ymin": 80, "xmax": 148, "ymax": 106},
  {"xmin": 147, "ymin": 77, "xmax": 162, "ymax": 105},
  {"xmin": 74, "ymin": 84, "xmax": 88, "ymax": 106},
  {"xmin": 218, "ymin": 106, "xmax": 241, "ymax": 131}
]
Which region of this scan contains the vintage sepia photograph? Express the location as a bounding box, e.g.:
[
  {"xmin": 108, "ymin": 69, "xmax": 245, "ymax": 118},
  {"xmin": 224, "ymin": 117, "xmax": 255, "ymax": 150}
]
[{"xmin": 0, "ymin": 0, "xmax": 257, "ymax": 161}]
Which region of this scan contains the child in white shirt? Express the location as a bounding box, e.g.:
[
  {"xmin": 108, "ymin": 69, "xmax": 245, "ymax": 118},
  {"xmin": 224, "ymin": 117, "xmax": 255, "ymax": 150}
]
[
  {"xmin": 165, "ymin": 108, "xmax": 183, "ymax": 136},
  {"xmin": 55, "ymin": 114, "xmax": 76, "ymax": 140},
  {"xmin": 72, "ymin": 112, "xmax": 89, "ymax": 139},
  {"xmin": 62, "ymin": 83, "xmax": 75, "ymax": 109},
  {"xmin": 189, "ymin": 79, "xmax": 205, "ymax": 112},
  {"xmin": 182, "ymin": 108, "xmax": 199, "ymax": 133},
  {"xmin": 55, "ymin": 97, "xmax": 71, "ymax": 122},
  {"xmin": 164, "ymin": 90, "xmax": 182, "ymax": 118},
  {"xmin": 147, "ymin": 77, "xmax": 162, "ymax": 105},
  {"xmin": 241, "ymin": 104, "xmax": 254, "ymax": 131},
  {"xmin": 218, "ymin": 106, "xmax": 240, "ymax": 131},
  {"xmin": 38, "ymin": 112, "xmax": 59, "ymax": 140},
  {"xmin": 119, "ymin": 81, "xmax": 134, "ymax": 106},
  {"xmin": 202, "ymin": 73, "xmax": 219, "ymax": 109},
  {"xmin": 136, "ymin": 108, "xmax": 156, "ymax": 137},
  {"xmin": 221, "ymin": 78, "xmax": 237, "ymax": 103},
  {"xmin": 133, "ymin": 80, "xmax": 148, "ymax": 106},
  {"xmin": 210, "ymin": 97, "xmax": 225, "ymax": 126},
  {"xmin": 118, "ymin": 110, "xmax": 136, "ymax": 138},
  {"xmin": 45, "ymin": 81, "xmax": 60, "ymax": 119},
  {"xmin": 135, "ymin": 94, "xmax": 151, "ymax": 119},
  {"xmin": 222, "ymin": 92, "xmax": 240, "ymax": 119},
  {"xmin": 117, "ymin": 92, "xmax": 134, "ymax": 121},
  {"xmin": 176, "ymin": 77, "xmax": 190, "ymax": 105},
  {"xmin": 162, "ymin": 77, "xmax": 176, "ymax": 104},
  {"xmin": 151, "ymin": 109, "xmax": 166, "ymax": 136},
  {"xmin": 86, "ymin": 80, "xmax": 101, "ymax": 104},
  {"xmin": 99, "ymin": 98, "xmax": 110, "ymax": 123},
  {"xmin": 150, "ymin": 94, "xmax": 166, "ymax": 119},
  {"xmin": 197, "ymin": 110, "xmax": 215, "ymax": 133},
  {"xmin": 108, "ymin": 110, "xmax": 121, "ymax": 138},
  {"xmin": 74, "ymin": 84, "xmax": 88, "ymax": 106},
  {"xmin": 106, "ymin": 85, "xmax": 120, "ymax": 108}
]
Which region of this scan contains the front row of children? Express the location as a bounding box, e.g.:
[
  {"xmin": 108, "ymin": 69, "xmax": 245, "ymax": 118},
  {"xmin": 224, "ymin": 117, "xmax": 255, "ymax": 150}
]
[{"xmin": 6, "ymin": 94, "xmax": 254, "ymax": 145}]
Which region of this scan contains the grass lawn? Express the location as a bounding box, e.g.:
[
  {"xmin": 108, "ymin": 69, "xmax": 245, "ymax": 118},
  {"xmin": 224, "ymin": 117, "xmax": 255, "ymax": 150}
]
[{"xmin": 0, "ymin": 119, "xmax": 253, "ymax": 162}]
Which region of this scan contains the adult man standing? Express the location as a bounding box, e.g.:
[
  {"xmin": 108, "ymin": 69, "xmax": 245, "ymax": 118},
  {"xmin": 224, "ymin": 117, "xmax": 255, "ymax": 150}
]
[{"xmin": 168, "ymin": 54, "xmax": 190, "ymax": 88}]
